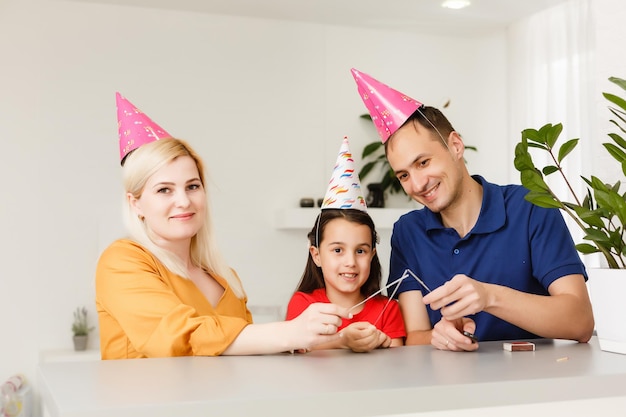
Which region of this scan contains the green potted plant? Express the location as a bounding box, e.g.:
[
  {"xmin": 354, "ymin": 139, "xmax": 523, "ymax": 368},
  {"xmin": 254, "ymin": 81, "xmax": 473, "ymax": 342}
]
[
  {"xmin": 72, "ymin": 306, "xmax": 94, "ymax": 351},
  {"xmin": 513, "ymin": 76, "xmax": 626, "ymax": 354}
]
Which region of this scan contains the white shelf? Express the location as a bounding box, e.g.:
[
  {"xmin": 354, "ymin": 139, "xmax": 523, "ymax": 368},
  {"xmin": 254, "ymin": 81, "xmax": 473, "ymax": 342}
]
[
  {"xmin": 274, "ymin": 208, "xmax": 413, "ymax": 230},
  {"xmin": 39, "ymin": 348, "xmax": 101, "ymax": 363}
]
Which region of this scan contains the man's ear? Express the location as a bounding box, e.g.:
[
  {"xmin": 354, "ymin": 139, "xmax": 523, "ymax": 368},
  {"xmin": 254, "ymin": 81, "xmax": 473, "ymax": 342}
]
[
  {"xmin": 448, "ymin": 131, "xmax": 465, "ymax": 161},
  {"xmin": 309, "ymin": 245, "xmax": 321, "ymax": 267}
]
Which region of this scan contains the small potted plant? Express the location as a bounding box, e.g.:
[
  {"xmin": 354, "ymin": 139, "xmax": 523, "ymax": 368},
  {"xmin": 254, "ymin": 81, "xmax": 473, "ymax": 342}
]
[
  {"xmin": 72, "ymin": 306, "xmax": 94, "ymax": 351},
  {"xmin": 513, "ymin": 76, "xmax": 626, "ymax": 353}
]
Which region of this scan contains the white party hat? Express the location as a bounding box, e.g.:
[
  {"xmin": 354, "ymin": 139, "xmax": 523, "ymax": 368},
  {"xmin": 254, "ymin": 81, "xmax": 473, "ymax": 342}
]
[{"xmin": 322, "ymin": 136, "xmax": 367, "ymax": 211}]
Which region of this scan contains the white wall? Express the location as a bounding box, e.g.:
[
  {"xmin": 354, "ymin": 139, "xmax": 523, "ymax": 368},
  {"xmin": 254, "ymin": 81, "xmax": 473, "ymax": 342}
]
[
  {"xmin": 593, "ymin": 0, "xmax": 626, "ymax": 184},
  {"xmin": 0, "ymin": 0, "xmax": 509, "ymax": 403}
]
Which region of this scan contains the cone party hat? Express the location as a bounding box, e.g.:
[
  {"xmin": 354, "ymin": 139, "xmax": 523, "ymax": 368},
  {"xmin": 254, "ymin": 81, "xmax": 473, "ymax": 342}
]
[
  {"xmin": 116, "ymin": 92, "xmax": 173, "ymax": 164},
  {"xmin": 351, "ymin": 68, "xmax": 423, "ymax": 143},
  {"xmin": 321, "ymin": 136, "xmax": 367, "ymax": 211}
]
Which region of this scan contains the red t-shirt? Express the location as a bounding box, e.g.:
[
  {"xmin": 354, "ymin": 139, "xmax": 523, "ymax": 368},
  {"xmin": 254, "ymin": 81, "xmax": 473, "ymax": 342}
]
[{"xmin": 286, "ymin": 288, "xmax": 406, "ymax": 339}]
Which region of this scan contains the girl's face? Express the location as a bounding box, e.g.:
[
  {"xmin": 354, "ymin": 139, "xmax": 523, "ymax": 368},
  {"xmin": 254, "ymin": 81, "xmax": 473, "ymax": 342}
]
[
  {"xmin": 129, "ymin": 155, "xmax": 206, "ymax": 248},
  {"xmin": 311, "ymin": 218, "xmax": 375, "ymax": 301}
]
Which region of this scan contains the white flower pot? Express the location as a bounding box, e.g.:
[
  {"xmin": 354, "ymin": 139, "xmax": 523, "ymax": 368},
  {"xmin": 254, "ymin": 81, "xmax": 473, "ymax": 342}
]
[
  {"xmin": 73, "ymin": 335, "xmax": 88, "ymax": 351},
  {"xmin": 587, "ymin": 268, "xmax": 626, "ymax": 354}
]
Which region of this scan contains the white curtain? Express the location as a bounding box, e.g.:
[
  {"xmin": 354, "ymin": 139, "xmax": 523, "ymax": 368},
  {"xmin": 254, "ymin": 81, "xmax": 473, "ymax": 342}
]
[{"xmin": 507, "ymin": 0, "xmax": 599, "ymax": 266}]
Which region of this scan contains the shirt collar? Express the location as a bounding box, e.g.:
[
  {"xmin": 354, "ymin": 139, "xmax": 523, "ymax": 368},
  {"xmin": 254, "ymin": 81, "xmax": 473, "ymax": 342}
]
[{"xmin": 424, "ymin": 175, "xmax": 506, "ymax": 235}]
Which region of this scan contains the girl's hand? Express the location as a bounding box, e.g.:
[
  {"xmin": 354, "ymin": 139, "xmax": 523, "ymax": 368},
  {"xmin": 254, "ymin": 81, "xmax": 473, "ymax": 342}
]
[
  {"xmin": 340, "ymin": 322, "xmax": 383, "ymax": 352},
  {"xmin": 377, "ymin": 332, "xmax": 392, "ymax": 349}
]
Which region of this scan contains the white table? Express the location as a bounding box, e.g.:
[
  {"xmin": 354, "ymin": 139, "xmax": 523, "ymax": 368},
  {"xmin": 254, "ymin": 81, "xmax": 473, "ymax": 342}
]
[{"xmin": 38, "ymin": 337, "xmax": 626, "ymax": 416}]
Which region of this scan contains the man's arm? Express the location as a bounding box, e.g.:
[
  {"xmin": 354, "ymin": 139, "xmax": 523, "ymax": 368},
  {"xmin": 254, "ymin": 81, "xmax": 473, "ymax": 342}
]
[
  {"xmin": 485, "ymin": 274, "xmax": 594, "ymax": 342},
  {"xmin": 424, "ymin": 274, "xmax": 595, "ymax": 343},
  {"xmin": 398, "ymin": 290, "xmax": 433, "ymax": 345}
]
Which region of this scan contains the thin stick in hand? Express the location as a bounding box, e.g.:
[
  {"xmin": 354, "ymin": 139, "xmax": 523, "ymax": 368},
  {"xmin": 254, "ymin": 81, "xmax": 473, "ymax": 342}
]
[
  {"xmin": 405, "ymin": 269, "xmax": 431, "ymax": 293},
  {"xmin": 348, "ymin": 271, "xmax": 409, "ymax": 314}
]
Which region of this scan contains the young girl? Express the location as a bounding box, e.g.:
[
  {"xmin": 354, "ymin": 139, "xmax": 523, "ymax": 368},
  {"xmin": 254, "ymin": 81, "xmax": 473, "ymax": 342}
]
[
  {"xmin": 288, "ymin": 137, "xmax": 405, "ymax": 352},
  {"xmin": 286, "ymin": 209, "xmax": 405, "ymax": 352}
]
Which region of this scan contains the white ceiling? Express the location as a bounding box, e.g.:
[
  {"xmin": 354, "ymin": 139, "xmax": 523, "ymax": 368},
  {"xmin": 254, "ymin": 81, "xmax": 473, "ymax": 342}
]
[{"xmin": 72, "ymin": 0, "xmax": 568, "ymax": 36}]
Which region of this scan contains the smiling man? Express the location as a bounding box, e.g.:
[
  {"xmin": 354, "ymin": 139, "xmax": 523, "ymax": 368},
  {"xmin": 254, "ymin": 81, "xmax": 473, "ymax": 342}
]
[{"xmin": 351, "ymin": 69, "xmax": 594, "ymax": 351}]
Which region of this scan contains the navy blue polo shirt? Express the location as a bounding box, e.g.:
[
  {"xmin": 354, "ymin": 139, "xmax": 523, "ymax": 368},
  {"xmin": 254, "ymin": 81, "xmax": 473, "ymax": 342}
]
[{"xmin": 388, "ymin": 175, "xmax": 587, "ymax": 341}]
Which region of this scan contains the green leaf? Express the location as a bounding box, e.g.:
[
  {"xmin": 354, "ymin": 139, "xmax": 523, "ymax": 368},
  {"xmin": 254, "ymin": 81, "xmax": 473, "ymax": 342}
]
[
  {"xmin": 521, "ymin": 128, "xmax": 543, "ymax": 144},
  {"xmin": 513, "ymin": 142, "xmax": 536, "ymax": 171},
  {"xmin": 359, "ymin": 161, "xmax": 378, "ymax": 180},
  {"xmin": 543, "ymin": 123, "xmax": 563, "ymax": 149},
  {"xmin": 608, "ymin": 108, "xmax": 626, "ymax": 130},
  {"xmin": 557, "ymin": 138, "xmax": 579, "ymax": 163},
  {"xmin": 584, "ymin": 228, "xmax": 611, "ymax": 244},
  {"xmin": 362, "ymin": 141, "xmax": 383, "ymax": 158},
  {"xmin": 542, "ymin": 166, "xmax": 559, "ymax": 176},
  {"xmin": 520, "ymin": 169, "xmax": 550, "ymax": 193},
  {"xmin": 593, "ymin": 188, "xmax": 612, "ymax": 208},
  {"xmin": 611, "ymin": 181, "xmax": 621, "ymax": 193},
  {"xmin": 609, "ymin": 76, "xmax": 626, "ymax": 92},
  {"xmin": 589, "ymin": 176, "xmax": 610, "ymax": 193},
  {"xmin": 607, "ymin": 230, "xmax": 625, "ymax": 256},
  {"xmin": 604, "ymin": 142, "xmax": 626, "ymax": 163},
  {"xmin": 608, "ymin": 189, "xmax": 626, "ymax": 226},
  {"xmin": 524, "ymin": 191, "xmax": 562, "ymax": 209},
  {"xmin": 575, "ymin": 243, "xmax": 599, "ymax": 254},
  {"xmin": 582, "ymin": 189, "xmax": 594, "ymax": 210},
  {"xmin": 609, "ymin": 131, "xmax": 626, "ymax": 149},
  {"xmin": 604, "ymin": 92, "xmax": 626, "ymax": 113},
  {"xmin": 581, "ymin": 176, "xmax": 592, "ymax": 188},
  {"xmin": 380, "ymin": 167, "xmax": 403, "ymax": 194},
  {"xmin": 576, "ymin": 209, "xmax": 607, "ymax": 228}
]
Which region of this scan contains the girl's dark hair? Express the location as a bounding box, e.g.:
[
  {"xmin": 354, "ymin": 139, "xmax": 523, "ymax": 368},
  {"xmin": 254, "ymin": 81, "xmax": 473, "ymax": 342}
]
[{"xmin": 293, "ymin": 209, "xmax": 382, "ymax": 297}]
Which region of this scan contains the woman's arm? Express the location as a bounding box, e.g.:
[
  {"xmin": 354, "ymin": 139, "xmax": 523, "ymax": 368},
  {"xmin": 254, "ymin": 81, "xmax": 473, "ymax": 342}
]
[{"xmin": 223, "ymin": 303, "xmax": 346, "ymax": 355}]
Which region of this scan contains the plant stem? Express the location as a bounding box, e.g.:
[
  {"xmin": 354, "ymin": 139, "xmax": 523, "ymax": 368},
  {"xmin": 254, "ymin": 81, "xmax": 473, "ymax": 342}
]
[{"xmin": 549, "ymin": 149, "xmax": 583, "ymax": 207}]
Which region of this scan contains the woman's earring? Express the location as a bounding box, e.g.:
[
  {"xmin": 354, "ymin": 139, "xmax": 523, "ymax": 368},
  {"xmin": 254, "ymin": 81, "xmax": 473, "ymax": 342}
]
[{"xmin": 138, "ymin": 214, "xmax": 145, "ymax": 221}]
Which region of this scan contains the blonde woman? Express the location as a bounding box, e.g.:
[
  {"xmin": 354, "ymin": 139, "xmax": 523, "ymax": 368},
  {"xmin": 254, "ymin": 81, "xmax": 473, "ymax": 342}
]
[{"xmin": 96, "ymin": 138, "xmax": 345, "ymax": 358}]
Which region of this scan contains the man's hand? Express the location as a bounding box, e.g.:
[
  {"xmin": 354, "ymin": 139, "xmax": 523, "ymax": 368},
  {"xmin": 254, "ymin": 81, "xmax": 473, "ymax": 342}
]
[
  {"xmin": 431, "ymin": 317, "xmax": 478, "ymax": 351},
  {"xmin": 422, "ymin": 274, "xmax": 491, "ymax": 320}
]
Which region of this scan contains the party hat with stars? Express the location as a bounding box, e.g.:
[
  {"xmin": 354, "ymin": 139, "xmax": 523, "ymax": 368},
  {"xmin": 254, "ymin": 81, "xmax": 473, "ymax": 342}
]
[
  {"xmin": 321, "ymin": 136, "xmax": 367, "ymax": 211},
  {"xmin": 116, "ymin": 92, "xmax": 173, "ymax": 164},
  {"xmin": 351, "ymin": 68, "xmax": 423, "ymax": 143}
]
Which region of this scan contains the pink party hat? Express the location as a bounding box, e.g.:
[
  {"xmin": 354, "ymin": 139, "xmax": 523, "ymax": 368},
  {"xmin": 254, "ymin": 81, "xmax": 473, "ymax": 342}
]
[
  {"xmin": 351, "ymin": 68, "xmax": 423, "ymax": 143},
  {"xmin": 322, "ymin": 136, "xmax": 367, "ymax": 211},
  {"xmin": 116, "ymin": 92, "xmax": 173, "ymax": 163}
]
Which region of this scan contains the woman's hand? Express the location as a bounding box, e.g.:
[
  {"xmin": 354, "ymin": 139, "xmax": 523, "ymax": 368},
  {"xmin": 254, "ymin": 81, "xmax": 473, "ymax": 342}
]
[{"xmin": 288, "ymin": 302, "xmax": 346, "ymax": 350}]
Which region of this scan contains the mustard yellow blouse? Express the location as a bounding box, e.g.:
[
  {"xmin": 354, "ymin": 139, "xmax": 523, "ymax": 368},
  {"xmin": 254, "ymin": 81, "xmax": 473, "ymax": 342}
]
[{"xmin": 95, "ymin": 239, "xmax": 252, "ymax": 359}]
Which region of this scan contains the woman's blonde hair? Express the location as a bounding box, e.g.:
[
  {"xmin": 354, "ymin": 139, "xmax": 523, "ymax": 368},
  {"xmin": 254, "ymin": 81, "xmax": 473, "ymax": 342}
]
[{"xmin": 122, "ymin": 138, "xmax": 245, "ymax": 299}]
